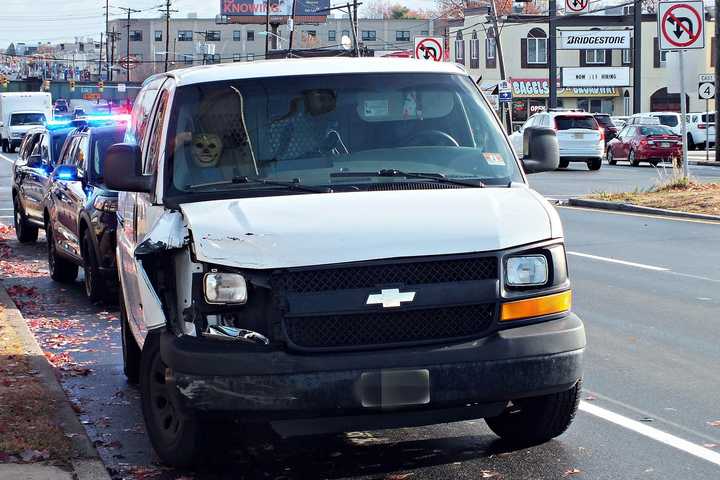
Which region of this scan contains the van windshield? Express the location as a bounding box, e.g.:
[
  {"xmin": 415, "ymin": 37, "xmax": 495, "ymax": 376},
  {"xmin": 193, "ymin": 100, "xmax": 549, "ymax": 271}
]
[
  {"xmin": 166, "ymin": 73, "xmax": 522, "ymax": 195},
  {"xmin": 10, "ymin": 113, "xmax": 46, "ymax": 126}
]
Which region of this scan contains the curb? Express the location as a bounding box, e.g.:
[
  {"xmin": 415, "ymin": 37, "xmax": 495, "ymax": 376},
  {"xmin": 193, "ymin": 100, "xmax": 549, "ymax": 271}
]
[
  {"xmin": 689, "ymin": 161, "xmax": 719, "ymax": 167},
  {"xmin": 563, "ymin": 198, "xmax": 720, "ymax": 222},
  {"xmin": 0, "ymin": 285, "xmax": 112, "ymax": 480}
]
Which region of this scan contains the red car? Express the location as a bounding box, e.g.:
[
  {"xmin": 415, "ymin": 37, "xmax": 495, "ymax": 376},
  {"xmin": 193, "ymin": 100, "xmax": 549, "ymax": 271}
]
[{"xmin": 606, "ymin": 124, "xmax": 682, "ymax": 166}]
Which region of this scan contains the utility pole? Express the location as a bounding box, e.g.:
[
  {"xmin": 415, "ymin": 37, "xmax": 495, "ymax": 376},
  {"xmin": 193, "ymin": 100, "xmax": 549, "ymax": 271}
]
[
  {"xmin": 160, "ymin": 0, "xmax": 178, "ymax": 72},
  {"xmin": 265, "ymin": 0, "xmax": 270, "ymax": 55},
  {"xmin": 632, "ymin": 0, "xmax": 642, "ymax": 113},
  {"xmin": 105, "ymin": 0, "xmax": 109, "ymax": 80},
  {"xmin": 715, "ymin": 0, "xmax": 719, "ymax": 163},
  {"xmin": 548, "ymin": 0, "xmax": 557, "ymax": 108},
  {"xmin": 109, "ymin": 28, "xmax": 119, "ymax": 82},
  {"xmin": 98, "ymin": 32, "xmax": 103, "ymax": 81},
  {"xmin": 118, "ymin": 6, "xmax": 141, "ymax": 83},
  {"xmin": 288, "ymin": 0, "xmax": 297, "ymax": 52},
  {"xmin": 489, "ymin": 0, "xmax": 511, "ymax": 133}
]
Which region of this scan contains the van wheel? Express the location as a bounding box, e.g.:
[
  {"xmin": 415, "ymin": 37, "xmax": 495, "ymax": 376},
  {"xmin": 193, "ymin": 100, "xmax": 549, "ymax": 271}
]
[
  {"xmin": 587, "ymin": 158, "xmax": 602, "ymax": 171},
  {"xmin": 82, "ymin": 231, "xmax": 103, "ymax": 303},
  {"xmin": 46, "ymin": 226, "xmax": 78, "ymax": 283},
  {"xmin": 14, "ymin": 199, "xmax": 38, "ymax": 243},
  {"xmin": 485, "ymin": 379, "xmax": 582, "ymax": 446},
  {"xmin": 558, "ymin": 159, "xmax": 570, "ymax": 169},
  {"xmin": 141, "ymin": 332, "xmax": 204, "ymax": 467},
  {"xmin": 120, "ymin": 294, "xmax": 140, "ymax": 384}
]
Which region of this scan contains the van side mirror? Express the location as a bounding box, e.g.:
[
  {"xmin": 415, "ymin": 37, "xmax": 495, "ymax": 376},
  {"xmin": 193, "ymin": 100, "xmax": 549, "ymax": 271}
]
[
  {"xmin": 104, "ymin": 143, "xmax": 153, "ymax": 193},
  {"xmin": 521, "ymin": 126, "xmax": 560, "ymax": 174},
  {"xmin": 27, "ymin": 154, "xmax": 43, "ymax": 168}
]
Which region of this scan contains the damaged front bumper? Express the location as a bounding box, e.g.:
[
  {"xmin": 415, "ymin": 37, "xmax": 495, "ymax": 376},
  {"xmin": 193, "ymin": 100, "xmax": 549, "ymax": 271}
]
[{"xmin": 161, "ymin": 314, "xmax": 585, "ymax": 436}]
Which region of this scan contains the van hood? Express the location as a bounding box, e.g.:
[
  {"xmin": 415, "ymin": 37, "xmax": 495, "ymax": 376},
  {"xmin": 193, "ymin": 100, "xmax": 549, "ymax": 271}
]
[{"xmin": 179, "ymin": 187, "xmax": 560, "ymax": 269}]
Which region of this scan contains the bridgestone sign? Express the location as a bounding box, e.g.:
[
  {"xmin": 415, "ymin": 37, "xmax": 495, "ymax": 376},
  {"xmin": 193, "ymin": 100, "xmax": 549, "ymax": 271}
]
[{"xmin": 559, "ymin": 30, "xmax": 631, "ymax": 50}]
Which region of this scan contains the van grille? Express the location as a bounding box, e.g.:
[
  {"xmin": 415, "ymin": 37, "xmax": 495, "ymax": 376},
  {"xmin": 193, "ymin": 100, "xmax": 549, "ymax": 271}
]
[
  {"xmin": 284, "ymin": 304, "xmax": 495, "ymax": 349},
  {"xmin": 276, "ymin": 257, "xmax": 498, "ymax": 294}
]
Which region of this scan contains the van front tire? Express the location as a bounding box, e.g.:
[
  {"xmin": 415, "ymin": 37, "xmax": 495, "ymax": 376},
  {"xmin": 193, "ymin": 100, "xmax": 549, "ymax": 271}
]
[
  {"xmin": 141, "ymin": 332, "xmax": 204, "ymax": 468},
  {"xmin": 485, "ymin": 378, "xmax": 582, "ymax": 446}
]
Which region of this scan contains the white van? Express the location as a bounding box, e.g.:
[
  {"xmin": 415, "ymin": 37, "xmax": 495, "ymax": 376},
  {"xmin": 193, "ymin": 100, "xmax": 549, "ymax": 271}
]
[
  {"xmin": 102, "ymin": 58, "xmax": 585, "ymax": 467},
  {"xmin": 0, "ymin": 92, "xmax": 52, "ymax": 153}
]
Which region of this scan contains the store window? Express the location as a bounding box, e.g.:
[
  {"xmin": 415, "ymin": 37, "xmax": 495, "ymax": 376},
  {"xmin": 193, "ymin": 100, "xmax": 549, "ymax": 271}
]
[
  {"xmin": 207, "ymin": 31, "xmax": 221, "ymax": 42},
  {"xmin": 362, "ymin": 30, "xmax": 376, "ymax": 41},
  {"xmin": 247, "ymin": 31, "xmax": 255, "ymax": 41},
  {"xmin": 233, "ymin": 30, "xmax": 241, "ymax": 41},
  {"xmin": 470, "ymin": 32, "xmax": 480, "ymax": 69},
  {"xmin": 523, "ymin": 28, "xmax": 547, "ymax": 67},
  {"xmin": 585, "ymin": 49, "xmax": 605, "ymax": 64},
  {"xmin": 130, "ymin": 30, "xmax": 143, "ymax": 42},
  {"xmin": 328, "ymin": 30, "xmax": 336, "ymax": 41},
  {"xmin": 154, "ymin": 30, "xmax": 162, "ymax": 42},
  {"xmin": 178, "ymin": 30, "xmax": 193, "ymax": 41}
]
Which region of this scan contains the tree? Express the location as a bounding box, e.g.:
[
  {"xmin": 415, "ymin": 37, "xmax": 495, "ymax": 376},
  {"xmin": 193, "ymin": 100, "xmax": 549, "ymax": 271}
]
[{"xmin": 364, "ymin": 0, "xmax": 431, "ymax": 19}]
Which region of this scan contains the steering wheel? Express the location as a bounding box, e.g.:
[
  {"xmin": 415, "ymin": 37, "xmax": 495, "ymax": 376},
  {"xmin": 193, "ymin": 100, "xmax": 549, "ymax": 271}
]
[{"xmin": 404, "ymin": 130, "xmax": 460, "ymax": 147}]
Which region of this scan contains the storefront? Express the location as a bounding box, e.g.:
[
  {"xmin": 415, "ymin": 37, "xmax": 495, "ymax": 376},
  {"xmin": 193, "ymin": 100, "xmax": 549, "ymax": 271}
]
[{"xmin": 509, "ymin": 78, "xmax": 620, "ymax": 126}]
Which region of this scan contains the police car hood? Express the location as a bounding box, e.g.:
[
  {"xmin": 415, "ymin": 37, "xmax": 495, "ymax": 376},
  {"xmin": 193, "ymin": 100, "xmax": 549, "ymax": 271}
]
[{"xmin": 179, "ymin": 186, "xmax": 561, "ymax": 269}]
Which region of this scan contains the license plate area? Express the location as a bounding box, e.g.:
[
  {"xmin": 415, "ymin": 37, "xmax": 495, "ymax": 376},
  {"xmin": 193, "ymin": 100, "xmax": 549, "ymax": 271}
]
[
  {"xmin": 359, "ymin": 369, "xmax": 430, "ymax": 408},
  {"xmin": 573, "ymin": 133, "xmax": 584, "ymax": 139},
  {"xmin": 660, "ymin": 142, "xmax": 670, "ymax": 148}
]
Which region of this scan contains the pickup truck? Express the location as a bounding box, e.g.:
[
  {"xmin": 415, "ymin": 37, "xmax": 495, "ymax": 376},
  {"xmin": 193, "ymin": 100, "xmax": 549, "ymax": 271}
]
[{"xmin": 103, "ymin": 58, "xmax": 586, "ymax": 467}]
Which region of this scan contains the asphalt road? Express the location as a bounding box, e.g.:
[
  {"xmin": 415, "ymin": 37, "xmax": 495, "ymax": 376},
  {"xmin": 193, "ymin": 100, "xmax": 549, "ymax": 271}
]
[
  {"xmin": 1, "ymin": 151, "xmax": 720, "ymax": 479},
  {"xmin": 531, "ymin": 153, "xmax": 720, "ymax": 199}
]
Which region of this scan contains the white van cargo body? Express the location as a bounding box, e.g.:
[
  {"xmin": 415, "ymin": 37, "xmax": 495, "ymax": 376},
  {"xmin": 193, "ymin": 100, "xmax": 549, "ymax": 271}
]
[
  {"xmin": 102, "ymin": 58, "xmax": 585, "ymax": 467},
  {"xmin": 0, "ymin": 92, "xmax": 52, "ymax": 153}
]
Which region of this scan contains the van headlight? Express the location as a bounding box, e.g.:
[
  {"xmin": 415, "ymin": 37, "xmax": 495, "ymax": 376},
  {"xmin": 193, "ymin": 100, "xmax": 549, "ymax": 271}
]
[
  {"xmin": 505, "ymin": 255, "xmax": 548, "ymax": 287},
  {"xmin": 204, "ymin": 273, "xmax": 247, "ymax": 304}
]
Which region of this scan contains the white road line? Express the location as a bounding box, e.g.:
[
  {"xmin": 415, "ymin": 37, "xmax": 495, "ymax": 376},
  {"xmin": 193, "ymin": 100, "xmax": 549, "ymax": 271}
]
[
  {"xmin": 567, "ymin": 251, "xmax": 669, "ymax": 271},
  {"xmin": 0, "ymin": 153, "xmax": 14, "ymax": 164},
  {"xmin": 580, "ymin": 401, "xmax": 720, "ymax": 467}
]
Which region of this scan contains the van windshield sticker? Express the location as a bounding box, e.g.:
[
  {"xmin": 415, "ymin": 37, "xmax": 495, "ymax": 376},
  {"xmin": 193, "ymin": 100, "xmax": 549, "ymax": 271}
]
[
  {"xmin": 363, "ymin": 100, "xmax": 389, "ymax": 117},
  {"xmin": 484, "ymin": 152, "xmax": 505, "ymax": 166}
]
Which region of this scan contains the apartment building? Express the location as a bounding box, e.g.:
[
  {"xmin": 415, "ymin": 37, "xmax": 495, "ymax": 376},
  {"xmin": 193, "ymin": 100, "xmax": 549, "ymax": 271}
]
[{"xmin": 109, "ymin": 15, "xmax": 438, "ymax": 82}]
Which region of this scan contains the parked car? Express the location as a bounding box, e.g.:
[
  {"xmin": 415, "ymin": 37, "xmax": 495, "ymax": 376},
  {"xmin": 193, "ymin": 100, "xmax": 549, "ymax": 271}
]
[
  {"xmin": 593, "ymin": 113, "xmax": 619, "ymax": 144},
  {"xmin": 626, "ymin": 114, "xmax": 661, "ymax": 127},
  {"xmin": 606, "ymin": 124, "xmax": 682, "ymax": 166},
  {"xmin": 11, "ymin": 123, "xmax": 76, "ymax": 242},
  {"xmin": 43, "ymin": 124, "xmax": 126, "ymax": 302},
  {"xmin": 611, "ymin": 116, "xmax": 628, "ymax": 128},
  {"xmin": 686, "ymin": 112, "xmax": 715, "ymax": 150},
  {"xmin": 102, "ymin": 58, "xmax": 584, "ymax": 467},
  {"xmin": 630, "ymin": 112, "xmax": 683, "ymax": 136},
  {"xmin": 510, "ymin": 110, "xmax": 604, "ymax": 170}
]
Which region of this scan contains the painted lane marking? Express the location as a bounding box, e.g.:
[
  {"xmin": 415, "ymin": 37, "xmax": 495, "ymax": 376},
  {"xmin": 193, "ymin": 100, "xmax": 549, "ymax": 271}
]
[
  {"xmin": 0, "ymin": 153, "xmax": 14, "ymax": 164},
  {"xmin": 567, "ymin": 251, "xmax": 669, "ymax": 271},
  {"xmin": 580, "ymin": 401, "xmax": 720, "ymax": 467}
]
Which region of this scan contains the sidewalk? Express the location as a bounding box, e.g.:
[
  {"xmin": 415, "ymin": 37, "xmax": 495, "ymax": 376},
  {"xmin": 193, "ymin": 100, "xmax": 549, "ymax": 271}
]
[{"xmin": 0, "ymin": 230, "xmax": 110, "ymax": 479}]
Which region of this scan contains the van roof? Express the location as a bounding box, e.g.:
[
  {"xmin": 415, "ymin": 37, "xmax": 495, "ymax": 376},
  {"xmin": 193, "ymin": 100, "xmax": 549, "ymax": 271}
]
[{"xmin": 165, "ymin": 57, "xmax": 467, "ymax": 87}]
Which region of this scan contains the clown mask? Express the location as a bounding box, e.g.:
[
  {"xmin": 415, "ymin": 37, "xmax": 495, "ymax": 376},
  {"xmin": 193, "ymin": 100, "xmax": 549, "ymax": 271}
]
[{"xmin": 192, "ymin": 134, "xmax": 223, "ymax": 168}]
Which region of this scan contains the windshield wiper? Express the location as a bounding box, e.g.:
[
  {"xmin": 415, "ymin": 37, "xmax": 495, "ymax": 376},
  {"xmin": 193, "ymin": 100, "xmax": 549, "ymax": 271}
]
[
  {"xmin": 186, "ymin": 176, "xmax": 332, "ymax": 193},
  {"xmin": 330, "ymin": 169, "xmax": 485, "ymax": 188}
]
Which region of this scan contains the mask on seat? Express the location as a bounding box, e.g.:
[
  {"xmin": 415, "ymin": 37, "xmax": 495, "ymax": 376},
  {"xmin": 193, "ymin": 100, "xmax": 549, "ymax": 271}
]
[{"xmin": 191, "ymin": 133, "xmax": 223, "ymax": 168}]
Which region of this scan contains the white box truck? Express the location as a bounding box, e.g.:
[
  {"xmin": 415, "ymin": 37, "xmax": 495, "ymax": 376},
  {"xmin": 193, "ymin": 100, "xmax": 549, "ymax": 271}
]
[{"xmin": 0, "ymin": 92, "xmax": 52, "ymax": 153}]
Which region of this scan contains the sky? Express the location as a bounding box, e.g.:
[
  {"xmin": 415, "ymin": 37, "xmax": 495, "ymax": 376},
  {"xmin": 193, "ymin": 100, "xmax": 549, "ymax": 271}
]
[{"xmin": 0, "ymin": 0, "xmax": 439, "ymax": 47}]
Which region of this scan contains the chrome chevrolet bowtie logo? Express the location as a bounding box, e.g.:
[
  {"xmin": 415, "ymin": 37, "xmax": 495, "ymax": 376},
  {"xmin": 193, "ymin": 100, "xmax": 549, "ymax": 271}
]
[{"xmin": 366, "ymin": 288, "xmax": 416, "ymax": 308}]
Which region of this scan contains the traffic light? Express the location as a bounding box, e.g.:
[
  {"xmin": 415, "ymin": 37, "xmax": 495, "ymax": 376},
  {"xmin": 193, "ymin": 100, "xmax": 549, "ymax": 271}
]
[
  {"xmin": 97, "ymin": 80, "xmax": 104, "ymax": 93},
  {"xmin": 69, "ymin": 79, "xmax": 76, "ymax": 92},
  {"xmin": 42, "ymin": 79, "xmax": 50, "ymax": 91}
]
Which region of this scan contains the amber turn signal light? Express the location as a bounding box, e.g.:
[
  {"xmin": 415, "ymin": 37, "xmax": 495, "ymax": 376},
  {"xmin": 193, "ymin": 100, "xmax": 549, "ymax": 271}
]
[{"xmin": 500, "ymin": 291, "xmax": 572, "ymax": 322}]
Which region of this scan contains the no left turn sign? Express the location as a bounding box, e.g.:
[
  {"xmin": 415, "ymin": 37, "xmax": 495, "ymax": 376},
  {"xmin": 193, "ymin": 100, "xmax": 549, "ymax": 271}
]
[
  {"xmin": 565, "ymin": 0, "xmax": 589, "ymax": 13},
  {"xmin": 414, "ymin": 37, "xmax": 444, "ymax": 62},
  {"xmin": 658, "ymin": 1, "xmax": 705, "ymax": 50}
]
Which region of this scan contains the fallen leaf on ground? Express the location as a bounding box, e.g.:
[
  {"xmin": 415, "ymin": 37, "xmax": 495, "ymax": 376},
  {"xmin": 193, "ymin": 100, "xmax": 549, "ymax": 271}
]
[
  {"xmin": 563, "ymin": 468, "xmax": 582, "ymax": 477},
  {"xmin": 708, "ymin": 420, "xmax": 720, "ymax": 427}
]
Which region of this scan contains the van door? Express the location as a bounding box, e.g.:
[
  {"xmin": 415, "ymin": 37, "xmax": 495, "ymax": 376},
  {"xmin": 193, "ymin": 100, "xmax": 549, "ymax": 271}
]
[{"xmin": 118, "ymin": 83, "xmax": 170, "ymax": 340}]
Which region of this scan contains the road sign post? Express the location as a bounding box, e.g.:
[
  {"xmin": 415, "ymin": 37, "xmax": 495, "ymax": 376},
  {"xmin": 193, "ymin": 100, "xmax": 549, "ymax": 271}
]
[{"xmin": 658, "ymin": 1, "xmax": 705, "ymax": 177}]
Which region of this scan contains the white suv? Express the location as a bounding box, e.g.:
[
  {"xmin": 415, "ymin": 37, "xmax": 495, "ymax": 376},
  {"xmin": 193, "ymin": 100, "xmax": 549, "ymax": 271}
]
[
  {"xmin": 510, "ymin": 110, "xmax": 604, "ymax": 170},
  {"xmin": 686, "ymin": 112, "xmax": 716, "ymax": 150}
]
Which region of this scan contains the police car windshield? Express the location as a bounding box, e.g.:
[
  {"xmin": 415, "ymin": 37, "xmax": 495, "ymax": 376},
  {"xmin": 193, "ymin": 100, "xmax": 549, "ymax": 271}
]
[{"xmin": 166, "ymin": 73, "xmax": 521, "ymax": 195}]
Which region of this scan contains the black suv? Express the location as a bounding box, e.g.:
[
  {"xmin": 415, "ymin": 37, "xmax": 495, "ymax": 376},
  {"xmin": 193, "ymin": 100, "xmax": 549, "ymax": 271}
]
[
  {"xmin": 11, "ymin": 124, "xmax": 76, "ymax": 243},
  {"xmin": 44, "ymin": 124, "xmax": 125, "ymax": 302}
]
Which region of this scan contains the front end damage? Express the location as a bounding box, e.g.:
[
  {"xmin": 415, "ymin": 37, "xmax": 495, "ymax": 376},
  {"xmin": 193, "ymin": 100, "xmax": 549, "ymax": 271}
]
[{"xmin": 132, "ymin": 209, "xmax": 585, "ymax": 437}]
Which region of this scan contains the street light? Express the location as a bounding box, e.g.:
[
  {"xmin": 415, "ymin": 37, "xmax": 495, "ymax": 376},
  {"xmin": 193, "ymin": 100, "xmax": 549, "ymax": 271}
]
[{"xmin": 258, "ymin": 31, "xmax": 284, "ymax": 49}]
